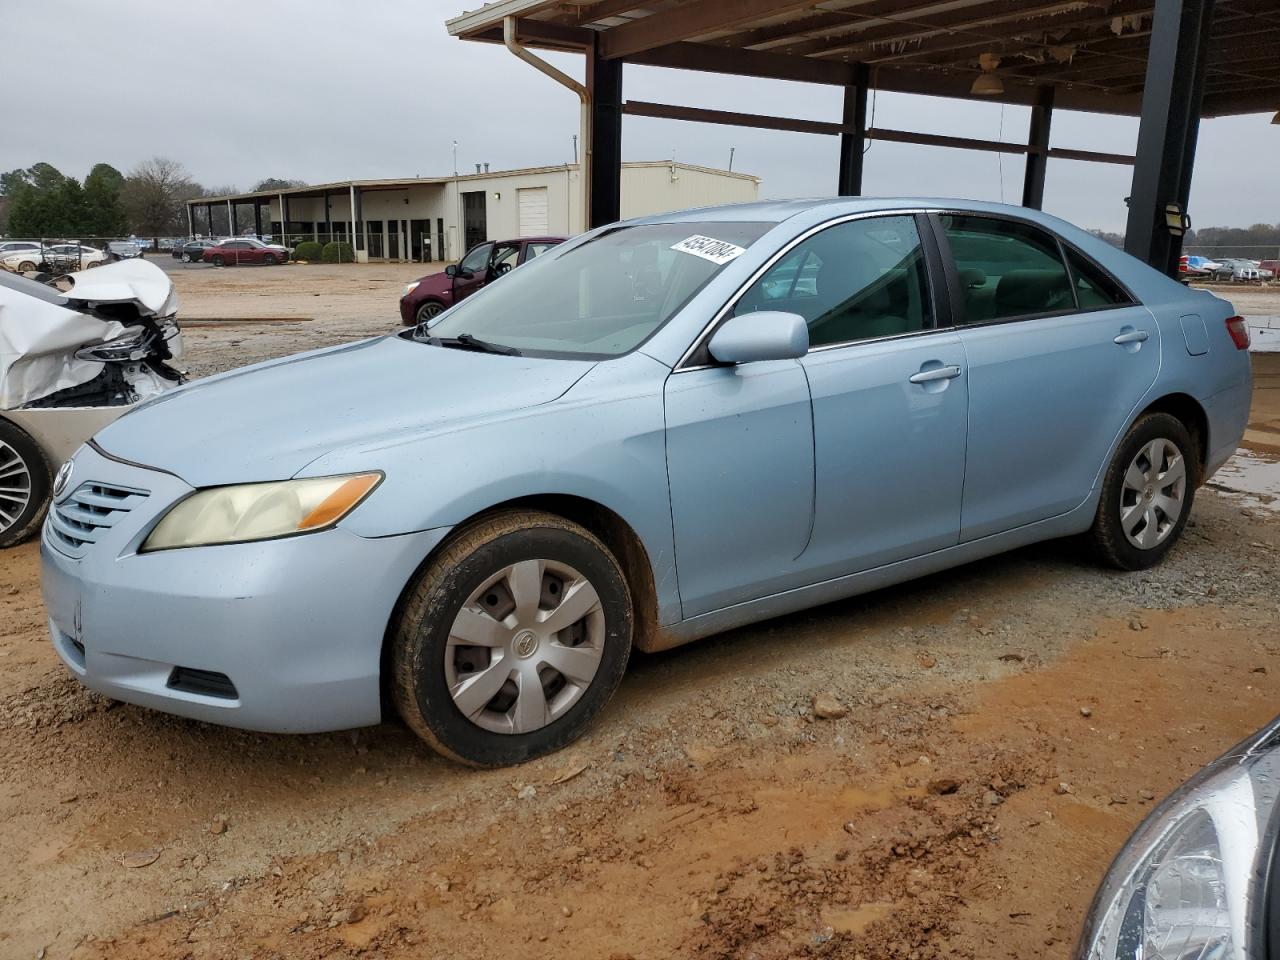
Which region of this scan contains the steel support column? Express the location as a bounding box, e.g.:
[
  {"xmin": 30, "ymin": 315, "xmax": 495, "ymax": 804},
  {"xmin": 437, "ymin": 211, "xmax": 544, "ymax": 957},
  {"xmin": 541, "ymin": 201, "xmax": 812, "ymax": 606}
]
[
  {"xmin": 253, "ymin": 200, "xmax": 263, "ymax": 238},
  {"xmin": 837, "ymin": 63, "xmax": 869, "ymax": 196},
  {"xmin": 206, "ymin": 204, "xmax": 214, "ymax": 236},
  {"xmin": 228, "ymin": 200, "xmax": 237, "ymax": 235},
  {"xmin": 1123, "ymin": 0, "xmax": 1216, "ymax": 276},
  {"xmin": 324, "ymin": 191, "xmax": 333, "ymax": 240},
  {"xmin": 1021, "ymin": 86, "xmax": 1055, "ymax": 209},
  {"xmin": 587, "ymin": 37, "xmax": 623, "ymax": 229}
]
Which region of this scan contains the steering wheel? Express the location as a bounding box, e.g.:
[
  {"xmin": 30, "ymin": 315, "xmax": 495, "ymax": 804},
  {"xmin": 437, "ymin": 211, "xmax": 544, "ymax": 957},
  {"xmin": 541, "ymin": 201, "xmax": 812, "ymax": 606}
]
[{"xmin": 491, "ymin": 261, "xmax": 513, "ymax": 277}]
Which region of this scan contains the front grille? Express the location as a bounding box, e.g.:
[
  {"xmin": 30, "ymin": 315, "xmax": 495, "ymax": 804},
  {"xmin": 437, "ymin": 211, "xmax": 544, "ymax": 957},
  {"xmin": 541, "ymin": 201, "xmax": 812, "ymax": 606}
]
[
  {"xmin": 167, "ymin": 667, "xmax": 238, "ymax": 700},
  {"xmin": 47, "ymin": 482, "xmax": 150, "ymax": 558}
]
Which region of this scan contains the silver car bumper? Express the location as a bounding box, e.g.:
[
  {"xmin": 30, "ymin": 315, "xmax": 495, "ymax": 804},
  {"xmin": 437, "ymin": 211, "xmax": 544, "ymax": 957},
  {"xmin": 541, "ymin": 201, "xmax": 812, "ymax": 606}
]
[{"xmin": 40, "ymin": 443, "xmax": 447, "ymax": 733}]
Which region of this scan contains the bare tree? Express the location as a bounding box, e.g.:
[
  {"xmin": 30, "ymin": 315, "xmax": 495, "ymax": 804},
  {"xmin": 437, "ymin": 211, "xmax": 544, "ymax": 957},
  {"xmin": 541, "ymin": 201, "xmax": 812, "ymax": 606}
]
[{"xmin": 122, "ymin": 157, "xmax": 198, "ymax": 238}]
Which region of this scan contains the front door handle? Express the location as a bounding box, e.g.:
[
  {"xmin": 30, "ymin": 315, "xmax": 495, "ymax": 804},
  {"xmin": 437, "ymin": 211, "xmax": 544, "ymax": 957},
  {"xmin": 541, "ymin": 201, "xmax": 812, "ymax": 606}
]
[
  {"xmin": 909, "ymin": 364, "xmax": 962, "ymax": 384},
  {"xmin": 1113, "ymin": 330, "xmax": 1150, "ymax": 345}
]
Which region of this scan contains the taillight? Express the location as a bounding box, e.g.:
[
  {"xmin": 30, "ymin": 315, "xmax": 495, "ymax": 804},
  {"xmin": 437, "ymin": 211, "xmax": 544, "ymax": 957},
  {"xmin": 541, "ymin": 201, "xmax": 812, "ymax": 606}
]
[{"xmin": 1226, "ymin": 315, "xmax": 1250, "ymax": 350}]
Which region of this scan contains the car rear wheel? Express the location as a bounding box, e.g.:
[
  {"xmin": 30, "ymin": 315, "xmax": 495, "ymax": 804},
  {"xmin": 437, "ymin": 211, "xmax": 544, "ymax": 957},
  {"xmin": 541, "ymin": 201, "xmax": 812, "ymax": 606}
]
[
  {"xmin": 0, "ymin": 419, "xmax": 51, "ymax": 549},
  {"xmin": 391, "ymin": 509, "xmax": 633, "ymax": 767},
  {"xmin": 181, "ymin": 252, "xmax": 193, "ymax": 263},
  {"xmin": 415, "ymin": 301, "xmax": 445, "ymax": 325},
  {"xmin": 1090, "ymin": 412, "xmax": 1196, "ymax": 571}
]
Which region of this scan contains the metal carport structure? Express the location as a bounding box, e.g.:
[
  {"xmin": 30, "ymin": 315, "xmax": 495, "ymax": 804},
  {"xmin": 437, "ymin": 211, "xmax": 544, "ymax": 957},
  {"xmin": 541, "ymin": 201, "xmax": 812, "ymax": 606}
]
[{"xmin": 447, "ymin": 0, "xmax": 1278, "ymax": 277}]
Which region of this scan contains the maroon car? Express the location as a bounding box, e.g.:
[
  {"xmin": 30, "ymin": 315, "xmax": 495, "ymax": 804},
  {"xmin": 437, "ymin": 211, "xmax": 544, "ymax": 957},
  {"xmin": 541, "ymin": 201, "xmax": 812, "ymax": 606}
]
[
  {"xmin": 202, "ymin": 238, "xmax": 289, "ymax": 267},
  {"xmin": 399, "ymin": 236, "xmax": 565, "ymax": 326}
]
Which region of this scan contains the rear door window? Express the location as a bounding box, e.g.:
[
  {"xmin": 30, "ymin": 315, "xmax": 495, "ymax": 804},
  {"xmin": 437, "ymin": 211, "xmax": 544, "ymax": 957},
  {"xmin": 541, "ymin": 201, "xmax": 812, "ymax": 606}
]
[{"xmin": 938, "ymin": 215, "xmax": 1075, "ymax": 324}]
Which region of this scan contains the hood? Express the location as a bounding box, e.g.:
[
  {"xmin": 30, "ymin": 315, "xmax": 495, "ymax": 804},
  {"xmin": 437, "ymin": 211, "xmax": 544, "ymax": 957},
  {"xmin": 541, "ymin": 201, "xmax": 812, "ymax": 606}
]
[
  {"xmin": 92, "ymin": 335, "xmax": 596, "ymax": 485},
  {"xmin": 61, "ymin": 258, "xmax": 177, "ymax": 317}
]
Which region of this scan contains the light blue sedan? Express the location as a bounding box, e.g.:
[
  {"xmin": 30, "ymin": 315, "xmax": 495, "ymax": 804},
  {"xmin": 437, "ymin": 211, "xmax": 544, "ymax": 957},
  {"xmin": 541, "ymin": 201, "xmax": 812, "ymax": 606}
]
[{"xmin": 41, "ymin": 198, "xmax": 1253, "ymax": 766}]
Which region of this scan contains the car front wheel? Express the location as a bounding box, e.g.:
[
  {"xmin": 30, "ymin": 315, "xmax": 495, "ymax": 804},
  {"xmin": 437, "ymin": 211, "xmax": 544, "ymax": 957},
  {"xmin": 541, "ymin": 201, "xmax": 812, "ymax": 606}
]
[
  {"xmin": 415, "ymin": 301, "xmax": 445, "ymax": 325},
  {"xmin": 211, "ymin": 255, "xmax": 224, "ymax": 267},
  {"xmin": 391, "ymin": 509, "xmax": 633, "ymax": 766},
  {"xmin": 0, "ymin": 419, "xmax": 51, "ymax": 549},
  {"xmin": 1090, "ymin": 412, "xmax": 1196, "ymax": 570}
]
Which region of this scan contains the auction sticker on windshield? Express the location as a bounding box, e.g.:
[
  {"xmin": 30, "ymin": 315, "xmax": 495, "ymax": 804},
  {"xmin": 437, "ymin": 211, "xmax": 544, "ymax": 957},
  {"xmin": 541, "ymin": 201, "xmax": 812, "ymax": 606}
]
[{"xmin": 671, "ymin": 235, "xmax": 747, "ymax": 265}]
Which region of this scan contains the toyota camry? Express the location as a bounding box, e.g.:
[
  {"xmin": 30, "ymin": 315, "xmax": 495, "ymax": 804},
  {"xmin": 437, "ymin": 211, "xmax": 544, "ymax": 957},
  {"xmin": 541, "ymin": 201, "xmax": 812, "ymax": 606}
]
[{"xmin": 41, "ymin": 198, "xmax": 1253, "ymax": 766}]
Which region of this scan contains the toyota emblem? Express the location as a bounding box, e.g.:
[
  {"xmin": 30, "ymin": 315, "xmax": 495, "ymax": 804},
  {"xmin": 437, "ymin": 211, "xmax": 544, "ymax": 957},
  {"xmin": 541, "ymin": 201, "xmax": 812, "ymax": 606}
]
[{"xmin": 52, "ymin": 459, "xmax": 75, "ymax": 501}]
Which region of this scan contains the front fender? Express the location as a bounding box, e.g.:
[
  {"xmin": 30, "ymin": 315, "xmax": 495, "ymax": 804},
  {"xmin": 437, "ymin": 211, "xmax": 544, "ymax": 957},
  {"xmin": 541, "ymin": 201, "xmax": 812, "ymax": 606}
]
[{"xmin": 305, "ymin": 353, "xmax": 682, "ymax": 624}]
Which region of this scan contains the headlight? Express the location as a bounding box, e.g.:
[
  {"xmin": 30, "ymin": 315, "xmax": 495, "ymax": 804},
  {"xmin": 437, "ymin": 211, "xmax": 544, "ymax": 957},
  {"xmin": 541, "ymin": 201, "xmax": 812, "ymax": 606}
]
[
  {"xmin": 403, "ymin": 281, "xmax": 420, "ymax": 297},
  {"xmin": 141, "ymin": 473, "xmax": 381, "ymax": 551},
  {"xmin": 1078, "ymin": 723, "xmax": 1280, "ymax": 960}
]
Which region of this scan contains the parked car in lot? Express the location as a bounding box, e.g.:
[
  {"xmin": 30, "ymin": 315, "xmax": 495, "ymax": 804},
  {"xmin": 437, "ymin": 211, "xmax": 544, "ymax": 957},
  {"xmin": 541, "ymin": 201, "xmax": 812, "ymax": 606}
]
[
  {"xmin": 2, "ymin": 243, "xmax": 109, "ymax": 273},
  {"xmin": 1, "ymin": 260, "xmax": 183, "ymax": 548},
  {"xmin": 173, "ymin": 239, "xmax": 219, "ymax": 263},
  {"xmin": 1077, "ymin": 713, "xmax": 1280, "ymax": 960},
  {"xmin": 43, "ymin": 198, "xmax": 1251, "ymax": 766},
  {"xmin": 1255, "ymin": 260, "xmax": 1275, "ymax": 281},
  {"xmin": 1185, "ymin": 254, "xmax": 1230, "ymax": 280},
  {"xmin": 0, "ymin": 242, "xmax": 46, "ymax": 271},
  {"xmin": 1217, "ymin": 257, "xmax": 1263, "ymax": 282},
  {"xmin": 1260, "ymin": 258, "xmax": 1279, "ymax": 277},
  {"xmin": 106, "ymin": 240, "xmax": 143, "ymax": 261},
  {"xmin": 202, "ymin": 237, "xmax": 289, "ymax": 266},
  {"xmin": 0, "ymin": 240, "xmax": 42, "ymax": 257},
  {"xmin": 400, "ymin": 236, "xmax": 565, "ymax": 325}
]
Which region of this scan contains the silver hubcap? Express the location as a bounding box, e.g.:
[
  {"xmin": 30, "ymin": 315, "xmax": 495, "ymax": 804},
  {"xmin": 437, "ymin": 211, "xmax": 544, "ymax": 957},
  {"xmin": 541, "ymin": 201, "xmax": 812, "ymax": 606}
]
[
  {"xmin": 1120, "ymin": 438, "xmax": 1187, "ymax": 550},
  {"xmin": 0, "ymin": 439, "xmax": 33, "ymax": 534},
  {"xmin": 445, "ymin": 558, "xmax": 605, "ymax": 735}
]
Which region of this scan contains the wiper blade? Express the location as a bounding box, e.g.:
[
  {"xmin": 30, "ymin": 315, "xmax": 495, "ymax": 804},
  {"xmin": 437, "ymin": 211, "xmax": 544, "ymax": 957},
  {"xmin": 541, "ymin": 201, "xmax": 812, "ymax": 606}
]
[{"xmin": 425, "ymin": 332, "xmax": 521, "ymax": 356}]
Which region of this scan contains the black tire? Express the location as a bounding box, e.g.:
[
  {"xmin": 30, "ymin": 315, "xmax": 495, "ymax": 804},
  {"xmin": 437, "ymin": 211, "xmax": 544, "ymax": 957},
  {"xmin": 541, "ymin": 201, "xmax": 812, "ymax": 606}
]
[
  {"xmin": 0, "ymin": 419, "xmax": 52, "ymax": 550},
  {"xmin": 211, "ymin": 254, "xmax": 225, "ymax": 267},
  {"xmin": 181, "ymin": 252, "xmax": 192, "ymax": 263},
  {"xmin": 1090, "ymin": 412, "xmax": 1197, "ymax": 571},
  {"xmin": 262, "ymin": 253, "xmax": 278, "ymax": 266},
  {"xmin": 415, "ymin": 301, "xmax": 445, "ymax": 325},
  {"xmin": 17, "ymin": 260, "xmax": 36, "ymax": 273},
  {"xmin": 391, "ymin": 509, "xmax": 633, "ymax": 767}
]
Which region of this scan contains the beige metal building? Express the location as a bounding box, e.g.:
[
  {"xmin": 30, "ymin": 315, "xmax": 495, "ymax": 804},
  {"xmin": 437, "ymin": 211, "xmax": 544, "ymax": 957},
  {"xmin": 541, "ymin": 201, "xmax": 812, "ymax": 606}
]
[{"xmin": 188, "ymin": 161, "xmax": 759, "ymax": 264}]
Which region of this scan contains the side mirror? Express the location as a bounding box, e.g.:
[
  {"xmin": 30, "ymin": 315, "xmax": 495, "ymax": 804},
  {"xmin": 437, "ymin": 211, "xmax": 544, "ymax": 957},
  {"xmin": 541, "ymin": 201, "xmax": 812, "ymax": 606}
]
[
  {"xmin": 708, "ymin": 311, "xmax": 808, "ymax": 365},
  {"xmin": 444, "ymin": 264, "xmax": 458, "ymax": 278}
]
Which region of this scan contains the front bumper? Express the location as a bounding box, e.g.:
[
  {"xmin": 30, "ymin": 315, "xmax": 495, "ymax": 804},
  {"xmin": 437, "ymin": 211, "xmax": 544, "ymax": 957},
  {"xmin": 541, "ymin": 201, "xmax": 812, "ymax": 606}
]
[{"xmin": 40, "ymin": 443, "xmax": 448, "ymax": 733}]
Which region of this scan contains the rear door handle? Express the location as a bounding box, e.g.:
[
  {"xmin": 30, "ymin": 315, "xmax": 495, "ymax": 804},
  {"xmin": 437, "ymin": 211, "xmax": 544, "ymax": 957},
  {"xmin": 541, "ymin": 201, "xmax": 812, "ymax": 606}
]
[
  {"xmin": 909, "ymin": 365, "xmax": 962, "ymax": 384},
  {"xmin": 1113, "ymin": 330, "xmax": 1150, "ymax": 345}
]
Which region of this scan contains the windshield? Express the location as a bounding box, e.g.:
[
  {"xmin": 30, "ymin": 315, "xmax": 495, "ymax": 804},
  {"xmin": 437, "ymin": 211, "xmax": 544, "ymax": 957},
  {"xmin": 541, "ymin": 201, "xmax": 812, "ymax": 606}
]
[{"xmin": 420, "ymin": 221, "xmax": 773, "ymax": 358}]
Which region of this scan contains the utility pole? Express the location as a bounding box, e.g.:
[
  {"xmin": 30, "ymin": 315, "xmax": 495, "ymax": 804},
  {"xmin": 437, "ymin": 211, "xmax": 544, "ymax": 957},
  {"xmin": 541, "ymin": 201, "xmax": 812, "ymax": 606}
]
[{"xmin": 452, "ymin": 140, "xmax": 458, "ymax": 176}]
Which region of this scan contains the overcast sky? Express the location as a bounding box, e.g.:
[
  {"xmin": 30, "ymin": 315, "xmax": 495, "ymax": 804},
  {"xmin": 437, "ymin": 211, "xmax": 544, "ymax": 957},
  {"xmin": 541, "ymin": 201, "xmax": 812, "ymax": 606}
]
[{"xmin": 7, "ymin": 2, "xmax": 1275, "ymax": 232}]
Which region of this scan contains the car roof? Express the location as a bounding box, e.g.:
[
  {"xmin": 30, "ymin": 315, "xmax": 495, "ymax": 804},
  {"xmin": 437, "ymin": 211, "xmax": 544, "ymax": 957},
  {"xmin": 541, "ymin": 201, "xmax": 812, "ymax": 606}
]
[{"xmin": 624, "ymin": 196, "xmax": 1104, "ymax": 227}]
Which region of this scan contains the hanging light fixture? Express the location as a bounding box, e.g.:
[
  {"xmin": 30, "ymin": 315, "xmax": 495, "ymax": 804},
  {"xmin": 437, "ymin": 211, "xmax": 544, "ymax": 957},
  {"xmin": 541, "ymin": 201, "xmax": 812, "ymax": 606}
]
[
  {"xmin": 972, "ymin": 52, "xmax": 1004, "ymax": 95},
  {"xmin": 972, "ymin": 73, "xmax": 1005, "ymax": 95}
]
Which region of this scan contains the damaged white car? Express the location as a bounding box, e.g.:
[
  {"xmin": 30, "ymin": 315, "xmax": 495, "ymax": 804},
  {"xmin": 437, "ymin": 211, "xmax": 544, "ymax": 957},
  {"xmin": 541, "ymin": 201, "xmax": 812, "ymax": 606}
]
[{"xmin": 0, "ymin": 259, "xmax": 184, "ymax": 547}]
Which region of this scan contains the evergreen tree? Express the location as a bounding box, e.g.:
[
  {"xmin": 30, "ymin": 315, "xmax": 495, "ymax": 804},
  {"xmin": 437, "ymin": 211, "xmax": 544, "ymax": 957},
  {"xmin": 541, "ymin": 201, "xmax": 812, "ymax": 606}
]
[{"xmin": 83, "ymin": 163, "xmax": 128, "ymax": 236}]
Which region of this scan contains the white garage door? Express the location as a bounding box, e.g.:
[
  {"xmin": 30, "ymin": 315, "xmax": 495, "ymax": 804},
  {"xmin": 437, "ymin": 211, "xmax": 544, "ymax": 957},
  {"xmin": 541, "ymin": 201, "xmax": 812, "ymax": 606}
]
[{"xmin": 518, "ymin": 187, "xmax": 549, "ymax": 236}]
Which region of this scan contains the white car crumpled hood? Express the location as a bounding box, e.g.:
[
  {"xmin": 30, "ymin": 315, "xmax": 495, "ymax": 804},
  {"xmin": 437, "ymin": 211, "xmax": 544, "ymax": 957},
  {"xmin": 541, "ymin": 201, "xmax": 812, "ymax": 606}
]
[{"xmin": 0, "ymin": 259, "xmax": 177, "ymax": 410}]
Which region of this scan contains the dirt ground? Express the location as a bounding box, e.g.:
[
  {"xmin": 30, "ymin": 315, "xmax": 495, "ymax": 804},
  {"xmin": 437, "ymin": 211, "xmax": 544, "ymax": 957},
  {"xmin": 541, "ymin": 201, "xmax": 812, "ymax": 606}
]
[{"xmin": 2, "ymin": 264, "xmax": 1280, "ymax": 959}]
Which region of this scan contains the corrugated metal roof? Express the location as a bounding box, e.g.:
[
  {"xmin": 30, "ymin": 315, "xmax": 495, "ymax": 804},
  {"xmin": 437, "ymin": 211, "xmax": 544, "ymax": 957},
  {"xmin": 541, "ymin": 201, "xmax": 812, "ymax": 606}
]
[{"xmin": 447, "ymin": 0, "xmax": 1279, "ymax": 117}]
